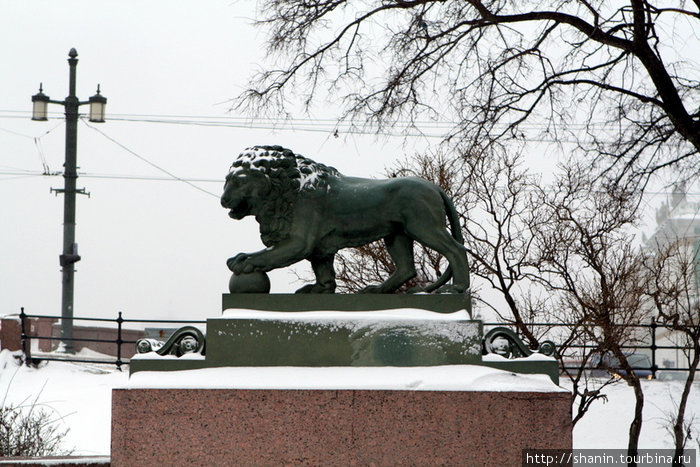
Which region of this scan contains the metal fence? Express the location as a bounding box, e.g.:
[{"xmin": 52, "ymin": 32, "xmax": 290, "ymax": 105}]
[
  {"xmin": 484, "ymin": 320, "xmax": 697, "ymax": 378},
  {"xmin": 16, "ymin": 309, "xmax": 697, "ymax": 377},
  {"xmin": 18, "ymin": 308, "xmax": 205, "ymax": 370}
]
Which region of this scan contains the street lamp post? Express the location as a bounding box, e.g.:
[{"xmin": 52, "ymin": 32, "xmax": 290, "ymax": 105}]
[{"xmin": 31, "ymin": 48, "xmax": 107, "ymax": 353}]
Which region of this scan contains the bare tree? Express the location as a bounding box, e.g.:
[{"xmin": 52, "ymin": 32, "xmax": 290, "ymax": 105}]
[
  {"xmin": 644, "ymin": 239, "xmax": 700, "ymax": 466},
  {"xmin": 240, "ymin": 0, "xmax": 700, "ymax": 184},
  {"xmin": 531, "ymin": 164, "xmax": 657, "ymax": 461},
  {"xmin": 458, "ymin": 149, "xmax": 546, "ymax": 345},
  {"xmin": 239, "ymin": 4, "xmax": 699, "ymax": 457},
  {"xmin": 333, "ymin": 149, "xmax": 642, "ymax": 433}
]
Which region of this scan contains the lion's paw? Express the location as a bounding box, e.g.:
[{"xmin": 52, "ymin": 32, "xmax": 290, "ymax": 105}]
[
  {"xmin": 359, "ymin": 285, "xmax": 385, "ymax": 294},
  {"xmin": 435, "ymin": 284, "xmax": 468, "ymax": 294},
  {"xmin": 295, "ymin": 284, "xmax": 336, "ymax": 294},
  {"xmin": 227, "ymin": 253, "xmax": 252, "ymax": 274},
  {"xmin": 295, "ymin": 284, "xmax": 316, "ymax": 294}
]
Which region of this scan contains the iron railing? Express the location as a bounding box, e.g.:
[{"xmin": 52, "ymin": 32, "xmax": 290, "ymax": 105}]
[
  {"xmin": 14, "ymin": 308, "xmax": 697, "ymax": 376},
  {"xmin": 483, "ymin": 320, "xmax": 698, "ymax": 378},
  {"xmin": 18, "ymin": 307, "xmax": 205, "ymax": 370}
]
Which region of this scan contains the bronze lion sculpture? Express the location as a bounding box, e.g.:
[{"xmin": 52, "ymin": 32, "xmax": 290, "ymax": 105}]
[{"xmin": 221, "ymin": 145, "xmax": 469, "ymax": 294}]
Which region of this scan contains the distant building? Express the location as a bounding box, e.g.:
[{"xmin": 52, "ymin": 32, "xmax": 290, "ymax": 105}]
[
  {"xmin": 647, "ymin": 183, "xmax": 700, "ymax": 252},
  {"xmin": 645, "ymin": 182, "xmax": 700, "ymax": 291},
  {"xmin": 644, "ymin": 183, "xmax": 699, "ymax": 371}
]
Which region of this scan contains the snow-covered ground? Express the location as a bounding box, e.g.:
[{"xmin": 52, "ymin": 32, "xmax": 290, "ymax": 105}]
[
  {"xmin": 0, "ymin": 350, "xmax": 123, "ymax": 456},
  {"xmin": 0, "ymin": 349, "xmax": 698, "ymax": 456}
]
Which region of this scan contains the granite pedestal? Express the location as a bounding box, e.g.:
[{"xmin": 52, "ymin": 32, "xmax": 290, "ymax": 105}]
[
  {"xmin": 116, "ymin": 294, "xmax": 569, "ymax": 465},
  {"xmin": 112, "ymin": 387, "xmax": 571, "ymax": 466}
]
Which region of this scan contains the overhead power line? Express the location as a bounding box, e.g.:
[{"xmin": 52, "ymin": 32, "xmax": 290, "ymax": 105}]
[
  {"xmin": 0, "ymin": 110, "xmax": 669, "ymax": 145},
  {"xmin": 0, "ymin": 126, "xmax": 35, "ymax": 138},
  {"xmin": 2, "ymin": 167, "xmax": 698, "ymax": 198},
  {"xmin": 91, "ymin": 115, "xmax": 628, "ymax": 143},
  {"xmin": 81, "ymin": 119, "xmax": 220, "ymax": 198},
  {"xmin": 0, "ymin": 108, "xmax": 615, "ymax": 128},
  {"xmin": 0, "ymin": 109, "xmax": 635, "ymax": 141},
  {"xmin": 0, "ymin": 169, "xmax": 220, "ymax": 183},
  {"xmin": 0, "ymin": 121, "xmax": 65, "ymax": 174},
  {"xmin": 77, "ymin": 173, "xmax": 221, "ymax": 182}
]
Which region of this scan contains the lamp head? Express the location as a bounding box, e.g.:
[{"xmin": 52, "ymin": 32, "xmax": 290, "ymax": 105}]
[
  {"xmin": 88, "ymin": 84, "xmax": 107, "ymax": 123},
  {"xmin": 31, "ymin": 83, "xmax": 50, "ymax": 121}
]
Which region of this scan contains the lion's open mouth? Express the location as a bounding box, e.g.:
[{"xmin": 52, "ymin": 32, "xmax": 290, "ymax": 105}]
[{"xmin": 228, "ymin": 200, "xmax": 250, "ymax": 219}]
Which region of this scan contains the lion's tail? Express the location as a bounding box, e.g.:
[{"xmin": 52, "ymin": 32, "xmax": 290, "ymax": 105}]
[
  {"xmin": 442, "ymin": 189, "xmax": 464, "ymax": 245},
  {"xmin": 419, "ymin": 189, "xmax": 464, "ymax": 293}
]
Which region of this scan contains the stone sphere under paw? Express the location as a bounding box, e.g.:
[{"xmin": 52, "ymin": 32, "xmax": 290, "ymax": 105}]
[{"xmin": 228, "ymin": 271, "xmax": 271, "ymax": 294}]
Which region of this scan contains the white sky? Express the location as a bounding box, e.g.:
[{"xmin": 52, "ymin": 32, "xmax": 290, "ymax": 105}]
[
  {"xmin": 1, "ymin": 1, "xmax": 698, "ymax": 326},
  {"xmin": 0, "ymin": 1, "xmax": 434, "ymax": 324}
]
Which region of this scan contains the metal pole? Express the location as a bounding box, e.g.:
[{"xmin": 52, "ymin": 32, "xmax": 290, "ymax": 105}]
[
  {"xmin": 60, "ymin": 48, "xmax": 80, "ymax": 353},
  {"xmin": 20, "ymin": 307, "xmax": 30, "ymax": 366},
  {"xmin": 116, "ymin": 311, "xmax": 123, "ymax": 371},
  {"xmin": 650, "ymin": 318, "xmax": 658, "ymax": 379}
]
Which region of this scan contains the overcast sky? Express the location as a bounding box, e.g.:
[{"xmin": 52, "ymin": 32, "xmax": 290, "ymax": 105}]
[
  {"xmin": 0, "ymin": 1, "xmax": 433, "ymax": 324},
  {"xmin": 1, "ymin": 1, "xmax": 697, "ymax": 326}
]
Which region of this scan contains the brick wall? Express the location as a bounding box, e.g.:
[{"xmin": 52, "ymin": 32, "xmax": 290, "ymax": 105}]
[
  {"xmin": 1, "ymin": 316, "xmax": 146, "ymax": 359},
  {"xmin": 0, "ymin": 317, "xmax": 57, "ymax": 352},
  {"xmin": 50, "ymin": 324, "xmax": 146, "ymax": 359},
  {"xmin": 0, "ymin": 318, "xmax": 21, "ymax": 351}
]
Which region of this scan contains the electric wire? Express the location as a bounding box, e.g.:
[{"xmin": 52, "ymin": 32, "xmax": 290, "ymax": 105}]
[
  {"xmin": 1, "ymin": 167, "xmax": 698, "ymax": 198},
  {"xmin": 0, "ymin": 109, "xmax": 634, "ymax": 142},
  {"xmin": 80, "ymin": 119, "xmax": 220, "ymax": 198},
  {"xmin": 0, "ymin": 169, "xmax": 220, "ymax": 183},
  {"xmin": 88, "ymin": 115, "xmax": 610, "ymax": 143},
  {"xmin": 0, "ymin": 126, "xmax": 34, "ymax": 138},
  {"xmin": 0, "ymin": 175, "xmax": 41, "ymax": 182},
  {"xmin": 2, "ymin": 110, "xmax": 697, "ymax": 199},
  {"xmin": 1, "ymin": 121, "xmax": 64, "ymax": 174},
  {"xmin": 34, "ymin": 137, "xmax": 49, "ymax": 174},
  {"xmin": 0, "ymin": 109, "xmax": 607, "ymax": 128}
]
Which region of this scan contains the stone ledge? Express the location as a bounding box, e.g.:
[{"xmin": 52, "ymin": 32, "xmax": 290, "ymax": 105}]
[
  {"xmin": 206, "ymin": 316, "xmax": 481, "ymax": 367},
  {"xmin": 222, "ymin": 293, "xmax": 472, "ymax": 315},
  {"xmin": 130, "ymin": 310, "xmax": 483, "ymax": 374}
]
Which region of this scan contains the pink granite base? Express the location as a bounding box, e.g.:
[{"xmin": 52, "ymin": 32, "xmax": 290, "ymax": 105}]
[{"xmin": 112, "ymin": 389, "xmax": 571, "ymax": 466}]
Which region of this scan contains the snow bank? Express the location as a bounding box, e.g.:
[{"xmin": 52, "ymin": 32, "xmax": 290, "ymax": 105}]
[
  {"xmin": 482, "ymin": 352, "xmax": 556, "ymax": 362},
  {"xmin": 0, "ymin": 349, "xmax": 126, "ymax": 456},
  {"xmin": 124, "ymin": 364, "xmax": 565, "ymax": 392},
  {"xmin": 570, "ymin": 378, "xmax": 700, "ymax": 451},
  {"xmin": 3, "ymin": 457, "xmax": 111, "ymax": 465},
  {"xmin": 33, "ymin": 346, "xmax": 117, "ymax": 362}
]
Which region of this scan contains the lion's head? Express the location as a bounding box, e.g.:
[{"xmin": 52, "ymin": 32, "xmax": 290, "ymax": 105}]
[{"xmin": 222, "ymin": 145, "xmax": 340, "ymax": 246}]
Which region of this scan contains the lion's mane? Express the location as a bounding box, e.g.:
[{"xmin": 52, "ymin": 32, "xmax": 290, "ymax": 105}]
[{"xmin": 228, "ymin": 145, "xmax": 340, "ymax": 246}]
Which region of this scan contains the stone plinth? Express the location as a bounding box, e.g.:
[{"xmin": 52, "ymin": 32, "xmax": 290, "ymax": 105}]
[
  {"xmin": 206, "ymin": 313, "xmax": 482, "ymax": 367},
  {"xmin": 130, "ymin": 309, "xmax": 484, "ymax": 374},
  {"xmin": 111, "ymin": 388, "xmax": 571, "ymax": 466},
  {"xmin": 222, "ymin": 293, "xmax": 472, "ymax": 314}
]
